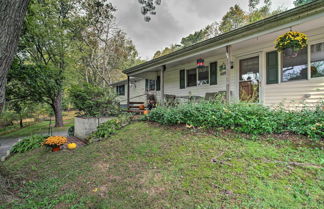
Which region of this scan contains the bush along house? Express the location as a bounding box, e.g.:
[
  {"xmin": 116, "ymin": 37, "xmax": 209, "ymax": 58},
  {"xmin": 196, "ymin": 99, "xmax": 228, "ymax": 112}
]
[{"xmin": 122, "ymin": 1, "xmax": 324, "ymax": 111}]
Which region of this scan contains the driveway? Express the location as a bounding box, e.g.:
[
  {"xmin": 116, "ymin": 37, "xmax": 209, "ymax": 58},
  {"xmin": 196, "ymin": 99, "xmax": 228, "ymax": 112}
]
[{"xmin": 0, "ymin": 131, "xmax": 68, "ymax": 159}]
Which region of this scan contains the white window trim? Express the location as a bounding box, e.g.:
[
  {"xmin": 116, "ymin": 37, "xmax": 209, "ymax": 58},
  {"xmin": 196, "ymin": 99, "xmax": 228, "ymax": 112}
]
[{"xmin": 309, "ymin": 39, "xmax": 324, "ymax": 80}]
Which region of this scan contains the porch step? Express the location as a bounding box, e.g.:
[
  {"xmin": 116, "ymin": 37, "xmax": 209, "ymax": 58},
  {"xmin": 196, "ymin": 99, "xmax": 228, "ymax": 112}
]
[
  {"xmin": 128, "ymin": 105, "xmax": 141, "ymax": 108},
  {"xmin": 127, "ymin": 109, "xmax": 145, "ymax": 114},
  {"xmin": 129, "ymin": 102, "xmax": 144, "ymax": 105}
]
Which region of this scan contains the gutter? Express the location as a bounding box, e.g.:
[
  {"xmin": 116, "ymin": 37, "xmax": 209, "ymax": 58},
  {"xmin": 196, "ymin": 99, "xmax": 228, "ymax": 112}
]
[{"xmin": 123, "ymin": 0, "xmax": 324, "ymax": 74}]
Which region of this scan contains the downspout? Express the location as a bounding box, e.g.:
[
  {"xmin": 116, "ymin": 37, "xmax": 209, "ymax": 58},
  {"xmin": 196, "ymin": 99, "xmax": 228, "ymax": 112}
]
[{"xmin": 226, "ymin": 45, "xmax": 232, "ymax": 103}]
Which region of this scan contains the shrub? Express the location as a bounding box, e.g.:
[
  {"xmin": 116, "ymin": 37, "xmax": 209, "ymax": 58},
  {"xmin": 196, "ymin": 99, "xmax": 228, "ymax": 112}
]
[
  {"xmin": 145, "ymin": 101, "xmax": 324, "ymax": 139},
  {"xmin": 88, "ymin": 113, "xmax": 133, "ymax": 143},
  {"xmin": 68, "ymin": 126, "xmax": 74, "ymax": 137},
  {"xmin": 69, "ymin": 83, "xmax": 120, "ymax": 117},
  {"xmin": 10, "ymin": 135, "xmax": 47, "ymax": 154}
]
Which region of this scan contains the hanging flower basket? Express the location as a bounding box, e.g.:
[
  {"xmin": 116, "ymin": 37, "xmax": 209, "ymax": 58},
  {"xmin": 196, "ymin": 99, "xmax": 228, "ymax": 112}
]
[{"xmin": 275, "ymin": 31, "xmax": 308, "ymax": 56}]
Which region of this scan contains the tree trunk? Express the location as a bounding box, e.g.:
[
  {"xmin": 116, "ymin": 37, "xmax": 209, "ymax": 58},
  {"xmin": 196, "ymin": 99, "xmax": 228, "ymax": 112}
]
[
  {"xmin": 0, "ymin": 0, "xmax": 30, "ymax": 111},
  {"xmin": 51, "ymin": 92, "xmax": 64, "ymax": 127},
  {"xmin": 19, "ymin": 117, "xmax": 23, "ymax": 128}
]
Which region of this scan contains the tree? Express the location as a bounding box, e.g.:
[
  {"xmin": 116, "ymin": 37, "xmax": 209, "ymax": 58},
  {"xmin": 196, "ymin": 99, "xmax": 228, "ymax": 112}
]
[
  {"xmin": 153, "ymin": 44, "xmax": 181, "ymax": 59},
  {"xmin": 17, "ymin": 0, "xmax": 81, "ymax": 127},
  {"xmin": 0, "ymin": 0, "xmax": 30, "ymax": 112},
  {"xmin": 219, "ymin": 4, "xmax": 247, "ymax": 33},
  {"xmin": 294, "ymin": 0, "xmax": 314, "ymax": 6},
  {"xmin": 77, "ymin": 0, "xmax": 140, "ymax": 86},
  {"xmin": 138, "ymin": 0, "xmax": 161, "ymax": 22},
  {"xmin": 7, "ymin": 62, "xmax": 64, "ymax": 127}
]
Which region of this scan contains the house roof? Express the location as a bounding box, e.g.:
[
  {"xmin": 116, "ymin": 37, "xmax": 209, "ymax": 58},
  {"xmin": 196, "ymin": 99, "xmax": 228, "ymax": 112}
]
[
  {"xmin": 123, "ymin": 0, "xmax": 324, "ymax": 75},
  {"xmin": 110, "ymin": 77, "xmax": 142, "ymax": 86}
]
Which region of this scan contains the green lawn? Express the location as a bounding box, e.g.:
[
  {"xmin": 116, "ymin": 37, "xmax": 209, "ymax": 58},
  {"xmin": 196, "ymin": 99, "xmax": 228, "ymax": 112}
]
[
  {"xmin": 0, "ymin": 119, "xmax": 74, "ymax": 139},
  {"xmin": 0, "ymin": 112, "xmax": 76, "ymax": 139},
  {"xmin": 1, "ymin": 122, "xmax": 323, "ymax": 208}
]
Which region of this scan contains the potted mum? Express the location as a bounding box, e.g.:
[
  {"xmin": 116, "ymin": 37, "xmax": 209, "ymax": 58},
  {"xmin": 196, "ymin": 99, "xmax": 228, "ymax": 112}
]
[
  {"xmin": 43, "ymin": 136, "xmax": 68, "ymax": 152},
  {"xmin": 275, "ymin": 31, "xmax": 307, "ymax": 57}
]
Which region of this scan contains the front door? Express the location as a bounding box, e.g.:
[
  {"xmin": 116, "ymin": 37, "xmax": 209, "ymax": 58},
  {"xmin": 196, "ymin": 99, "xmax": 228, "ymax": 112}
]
[{"xmin": 239, "ymin": 56, "xmax": 260, "ymax": 102}]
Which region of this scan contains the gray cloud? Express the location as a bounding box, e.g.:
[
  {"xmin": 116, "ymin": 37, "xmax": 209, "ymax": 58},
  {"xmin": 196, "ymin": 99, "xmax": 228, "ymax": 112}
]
[{"xmin": 110, "ymin": 0, "xmax": 294, "ymax": 59}]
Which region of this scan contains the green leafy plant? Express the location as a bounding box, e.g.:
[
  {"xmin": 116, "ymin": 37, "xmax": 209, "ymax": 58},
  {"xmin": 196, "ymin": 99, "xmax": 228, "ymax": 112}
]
[
  {"xmin": 10, "ymin": 135, "xmax": 47, "ymax": 154},
  {"xmin": 69, "ymin": 83, "xmax": 120, "ymax": 117},
  {"xmin": 68, "ymin": 126, "xmax": 74, "ymax": 137},
  {"xmin": 275, "ymin": 31, "xmax": 308, "ymax": 52},
  {"xmin": 145, "ymin": 101, "xmax": 324, "ymax": 139},
  {"xmin": 88, "ymin": 113, "xmax": 133, "ymax": 143}
]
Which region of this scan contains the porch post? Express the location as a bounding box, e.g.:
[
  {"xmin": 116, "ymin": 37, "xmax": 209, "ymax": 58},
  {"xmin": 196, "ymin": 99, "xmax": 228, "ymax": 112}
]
[
  {"xmin": 225, "ymin": 45, "xmax": 232, "ymax": 103},
  {"xmin": 160, "ymin": 65, "xmax": 165, "ymax": 106},
  {"xmin": 127, "ymin": 76, "xmax": 130, "ymax": 109}
]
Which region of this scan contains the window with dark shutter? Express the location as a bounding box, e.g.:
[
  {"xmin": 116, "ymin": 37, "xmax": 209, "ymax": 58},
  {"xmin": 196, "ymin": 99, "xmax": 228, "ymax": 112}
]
[
  {"xmin": 116, "ymin": 85, "xmax": 125, "ymax": 96},
  {"xmin": 210, "ymin": 62, "xmax": 217, "ymax": 85},
  {"xmin": 266, "ymin": 51, "xmax": 279, "ymax": 84},
  {"xmin": 180, "ymin": 70, "xmax": 185, "ymax": 89},
  {"xmin": 156, "ymin": 76, "xmax": 160, "ymax": 91}
]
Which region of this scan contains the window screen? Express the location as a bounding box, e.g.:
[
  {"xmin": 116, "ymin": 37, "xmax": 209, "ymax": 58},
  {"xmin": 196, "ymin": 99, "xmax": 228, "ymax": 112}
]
[{"xmin": 282, "ymin": 47, "xmax": 308, "ymax": 82}]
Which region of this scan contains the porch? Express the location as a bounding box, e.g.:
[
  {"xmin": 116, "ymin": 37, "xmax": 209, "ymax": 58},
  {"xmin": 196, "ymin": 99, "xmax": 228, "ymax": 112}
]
[{"xmin": 124, "ymin": 3, "xmax": 324, "ymax": 109}]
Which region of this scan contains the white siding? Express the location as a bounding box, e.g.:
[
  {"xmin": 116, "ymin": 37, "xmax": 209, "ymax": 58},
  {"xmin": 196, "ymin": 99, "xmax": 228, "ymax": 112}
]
[
  {"xmin": 164, "ymin": 56, "xmax": 238, "ymax": 101},
  {"xmin": 264, "ymin": 78, "xmax": 324, "ymax": 108},
  {"xmin": 116, "ymin": 79, "xmax": 146, "ymax": 105}
]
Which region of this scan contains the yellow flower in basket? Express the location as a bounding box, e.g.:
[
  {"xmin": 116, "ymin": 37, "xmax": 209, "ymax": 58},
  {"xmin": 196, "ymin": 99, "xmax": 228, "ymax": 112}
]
[
  {"xmin": 275, "ymin": 31, "xmax": 308, "ymax": 52},
  {"xmin": 43, "ymin": 136, "xmax": 68, "ymax": 147}
]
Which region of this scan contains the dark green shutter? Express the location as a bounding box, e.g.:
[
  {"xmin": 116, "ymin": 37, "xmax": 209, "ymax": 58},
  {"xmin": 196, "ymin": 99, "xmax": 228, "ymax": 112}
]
[
  {"xmin": 121, "ymin": 85, "xmax": 125, "ymax": 96},
  {"xmin": 145, "ymin": 79, "xmax": 148, "ymax": 91},
  {"xmin": 156, "ymin": 76, "xmax": 160, "ymax": 91},
  {"xmin": 210, "ymin": 62, "xmax": 217, "ymax": 85},
  {"xmin": 266, "ymin": 51, "xmax": 279, "ymax": 84},
  {"xmin": 180, "ymin": 70, "xmax": 185, "ymax": 89}
]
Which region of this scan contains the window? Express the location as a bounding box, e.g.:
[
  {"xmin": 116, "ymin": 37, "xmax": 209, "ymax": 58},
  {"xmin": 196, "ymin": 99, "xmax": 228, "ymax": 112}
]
[
  {"xmin": 116, "ymin": 85, "xmax": 125, "ymax": 96},
  {"xmin": 210, "ymin": 62, "xmax": 217, "ymax": 85},
  {"xmin": 311, "ymin": 42, "xmax": 324, "ymax": 78},
  {"xmin": 266, "ymin": 51, "xmax": 279, "ymax": 84},
  {"xmin": 149, "ymin": 80, "xmax": 155, "ymax": 90},
  {"xmin": 198, "ymin": 66, "xmax": 209, "ymax": 85},
  {"xmin": 187, "ymin": 68, "xmax": 197, "ymax": 87},
  {"xmin": 240, "ymin": 56, "xmax": 259, "ymax": 82},
  {"xmin": 145, "ymin": 79, "xmax": 156, "ymax": 91},
  {"xmin": 180, "ymin": 70, "xmax": 185, "ymax": 89},
  {"xmin": 282, "ymin": 47, "xmax": 308, "ymax": 82}
]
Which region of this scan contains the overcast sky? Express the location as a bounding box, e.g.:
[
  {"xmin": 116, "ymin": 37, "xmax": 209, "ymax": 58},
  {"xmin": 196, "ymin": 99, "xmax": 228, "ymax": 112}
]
[{"xmin": 109, "ymin": 0, "xmax": 295, "ymax": 59}]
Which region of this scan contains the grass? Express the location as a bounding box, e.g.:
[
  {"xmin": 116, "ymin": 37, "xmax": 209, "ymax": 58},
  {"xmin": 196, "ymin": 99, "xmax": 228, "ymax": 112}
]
[
  {"xmin": 1, "ymin": 122, "xmax": 323, "ymax": 208},
  {"xmin": 0, "ymin": 112, "xmax": 75, "ymax": 139}
]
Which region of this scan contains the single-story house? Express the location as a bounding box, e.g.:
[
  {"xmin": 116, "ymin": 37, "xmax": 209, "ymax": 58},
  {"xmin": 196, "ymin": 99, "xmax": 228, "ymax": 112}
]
[
  {"xmin": 122, "ymin": 1, "xmax": 324, "ymax": 109},
  {"xmin": 111, "ymin": 77, "xmax": 161, "ymax": 107}
]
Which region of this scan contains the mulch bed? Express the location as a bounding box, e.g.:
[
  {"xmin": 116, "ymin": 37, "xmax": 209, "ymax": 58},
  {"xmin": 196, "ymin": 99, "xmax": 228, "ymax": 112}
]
[{"xmin": 61, "ymin": 136, "xmax": 87, "ymax": 150}]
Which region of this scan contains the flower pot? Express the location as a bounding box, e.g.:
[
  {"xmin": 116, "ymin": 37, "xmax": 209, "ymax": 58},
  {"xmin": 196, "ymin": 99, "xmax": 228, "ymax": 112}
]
[
  {"xmin": 284, "ymin": 47, "xmax": 299, "ymax": 57},
  {"xmin": 52, "ymin": 146, "xmax": 61, "ymax": 152},
  {"xmin": 143, "ymin": 110, "xmax": 150, "ymax": 115},
  {"xmin": 139, "ymin": 104, "xmax": 145, "ymax": 110}
]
